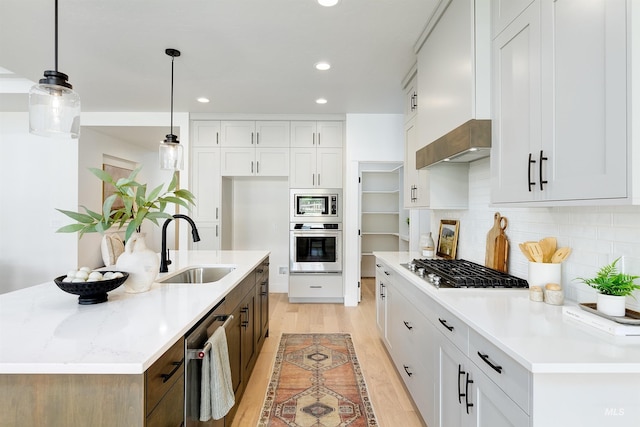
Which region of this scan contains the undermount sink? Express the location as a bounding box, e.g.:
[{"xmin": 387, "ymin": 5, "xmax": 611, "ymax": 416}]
[{"xmin": 157, "ymin": 266, "xmax": 236, "ymax": 284}]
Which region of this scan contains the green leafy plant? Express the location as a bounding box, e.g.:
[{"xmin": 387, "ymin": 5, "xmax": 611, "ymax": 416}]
[
  {"xmin": 56, "ymin": 166, "xmax": 195, "ymax": 241},
  {"xmin": 576, "ymin": 257, "xmax": 640, "ymax": 297}
]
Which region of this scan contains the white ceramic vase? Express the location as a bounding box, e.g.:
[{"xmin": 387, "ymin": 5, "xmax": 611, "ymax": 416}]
[
  {"xmin": 115, "ymin": 233, "xmax": 159, "ymax": 293},
  {"xmin": 596, "ymin": 293, "xmax": 626, "ymax": 317}
]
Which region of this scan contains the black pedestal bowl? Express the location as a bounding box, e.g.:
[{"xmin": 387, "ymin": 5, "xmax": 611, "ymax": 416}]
[{"xmin": 54, "ymin": 272, "xmax": 129, "ymax": 305}]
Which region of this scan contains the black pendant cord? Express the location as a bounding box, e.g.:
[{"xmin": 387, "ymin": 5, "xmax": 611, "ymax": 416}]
[
  {"xmin": 170, "ymin": 54, "xmax": 174, "ymax": 136},
  {"xmin": 54, "ymin": 0, "xmax": 59, "ymax": 72}
]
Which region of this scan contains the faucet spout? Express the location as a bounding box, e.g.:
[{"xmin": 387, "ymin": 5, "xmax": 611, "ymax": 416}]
[{"xmin": 160, "ymin": 214, "xmax": 201, "ymax": 273}]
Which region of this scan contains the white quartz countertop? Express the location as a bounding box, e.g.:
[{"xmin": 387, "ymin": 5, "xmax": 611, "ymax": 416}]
[
  {"xmin": 0, "ymin": 250, "xmax": 269, "ymax": 375},
  {"xmin": 374, "ymin": 251, "xmax": 640, "ymax": 374}
]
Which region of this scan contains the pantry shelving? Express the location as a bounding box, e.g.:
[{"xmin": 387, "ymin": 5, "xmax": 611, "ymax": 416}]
[{"xmin": 359, "ymin": 162, "xmax": 408, "ymax": 277}]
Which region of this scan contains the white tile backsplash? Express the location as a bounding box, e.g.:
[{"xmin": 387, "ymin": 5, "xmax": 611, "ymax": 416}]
[{"xmin": 427, "ymin": 158, "xmax": 640, "ymax": 310}]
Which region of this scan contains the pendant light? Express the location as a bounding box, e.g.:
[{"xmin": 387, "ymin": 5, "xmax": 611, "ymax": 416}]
[
  {"xmin": 28, "ymin": 0, "xmax": 81, "ymax": 138},
  {"xmin": 159, "ymin": 48, "xmax": 183, "ymax": 170}
]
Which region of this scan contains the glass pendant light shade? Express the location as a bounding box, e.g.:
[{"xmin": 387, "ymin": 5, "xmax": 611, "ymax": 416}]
[
  {"xmin": 159, "ymin": 135, "xmax": 183, "ymax": 170},
  {"xmin": 29, "ymin": 71, "xmax": 81, "ymax": 138},
  {"xmin": 159, "ymin": 48, "xmax": 183, "ymax": 170}
]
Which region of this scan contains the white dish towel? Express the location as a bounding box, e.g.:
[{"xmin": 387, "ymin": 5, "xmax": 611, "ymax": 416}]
[{"xmin": 199, "ymin": 325, "xmax": 235, "ymax": 421}]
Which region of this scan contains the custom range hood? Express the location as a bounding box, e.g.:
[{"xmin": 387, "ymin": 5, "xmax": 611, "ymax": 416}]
[{"xmin": 416, "ymin": 119, "xmax": 491, "ymax": 168}]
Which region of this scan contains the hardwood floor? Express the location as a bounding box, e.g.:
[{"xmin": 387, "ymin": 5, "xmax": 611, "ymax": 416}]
[{"xmin": 230, "ymin": 278, "xmax": 427, "ymax": 427}]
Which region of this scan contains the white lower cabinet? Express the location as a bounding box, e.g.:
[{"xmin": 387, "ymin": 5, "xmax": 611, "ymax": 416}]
[
  {"xmin": 387, "ymin": 284, "xmax": 437, "ymax": 427},
  {"xmin": 438, "ymin": 332, "xmax": 529, "ymax": 427},
  {"xmin": 375, "ymin": 262, "xmax": 392, "ymax": 349},
  {"xmin": 376, "ymin": 257, "xmax": 530, "ymax": 427}
]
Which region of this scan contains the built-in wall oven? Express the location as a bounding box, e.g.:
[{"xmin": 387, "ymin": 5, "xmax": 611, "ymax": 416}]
[
  {"xmin": 290, "ymin": 188, "xmax": 342, "ymax": 223},
  {"xmin": 290, "ymin": 223, "xmax": 342, "ymax": 273}
]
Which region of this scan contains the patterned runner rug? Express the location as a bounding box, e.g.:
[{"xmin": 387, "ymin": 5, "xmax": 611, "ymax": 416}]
[{"xmin": 258, "ymin": 333, "xmax": 378, "ymax": 426}]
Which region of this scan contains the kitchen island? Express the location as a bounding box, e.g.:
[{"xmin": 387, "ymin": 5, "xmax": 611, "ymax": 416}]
[
  {"xmin": 0, "ymin": 250, "xmax": 269, "ymax": 426},
  {"xmin": 375, "ymin": 251, "xmax": 640, "ymax": 427}
]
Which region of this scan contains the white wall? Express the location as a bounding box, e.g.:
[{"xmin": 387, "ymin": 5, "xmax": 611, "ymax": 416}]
[
  {"xmin": 344, "ymin": 114, "xmax": 405, "ymax": 305},
  {"xmin": 229, "ymin": 177, "xmax": 289, "ymax": 293},
  {"xmin": 0, "ymin": 113, "xmax": 78, "ymax": 293},
  {"xmin": 0, "ymin": 112, "xmax": 190, "ymax": 294},
  {"xmin": 429, "ymin": 158, "xmax": 640, "ymax": 310}
]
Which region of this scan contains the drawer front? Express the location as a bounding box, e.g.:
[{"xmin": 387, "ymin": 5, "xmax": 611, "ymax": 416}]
[
  {"xmin": 431, "ymin": 303, "xmax": 468, "ymax": 354},
  {"xmin": 226, "ymin": 274, "xmax": 255, "ymax": 310},
  {"xmin": 469, "ymin": 329, "xmax": 530, "ymax": 414},
  {"xmin": 146, "ymin": 337, "xmax": 185, "ymax": 416},
  {"xmin": 289, "ymin": 275, "xmax": 343, "ymax": 298},
  {"xmin": 146, "ymin": 374, "xmax": 185, "ymax": 427}
]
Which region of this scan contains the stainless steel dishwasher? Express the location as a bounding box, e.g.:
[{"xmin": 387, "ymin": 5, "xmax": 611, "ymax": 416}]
[{"xmin": 184, "ymin": 300, "xmax": 233, "ymax": 427}]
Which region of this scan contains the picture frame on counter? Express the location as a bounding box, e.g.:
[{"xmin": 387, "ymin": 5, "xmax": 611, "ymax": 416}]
[{"xmin": 437, "ymin": 219, "xmax": 459, "ymax": 259}]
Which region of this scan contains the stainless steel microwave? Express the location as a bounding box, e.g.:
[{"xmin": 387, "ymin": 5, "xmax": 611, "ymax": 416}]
[{"xmin": 290, "ymin": 189, "xmax": 342, "ymax": 222}]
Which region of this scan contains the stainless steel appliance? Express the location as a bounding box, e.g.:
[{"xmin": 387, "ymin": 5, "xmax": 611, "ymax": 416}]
[
  {"xmin": 290, "ymin": 223, "xmax": 342, "ymax": 273},
  {"xmin": 290, "ymin": 188, "xmax": 342, "ymax": 223},
  {"xmin": 403, "ymin": 258, "xmax": 529, "ymax": 289},
  {"xmin": 185, "ymin": 300, "xmax": 234, "ymax": 427}
]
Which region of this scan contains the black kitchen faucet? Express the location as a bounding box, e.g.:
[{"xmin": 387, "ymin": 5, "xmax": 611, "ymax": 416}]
[{"xmin": 160, "ymin": 214, "xmax": 201, "ymax": 273}]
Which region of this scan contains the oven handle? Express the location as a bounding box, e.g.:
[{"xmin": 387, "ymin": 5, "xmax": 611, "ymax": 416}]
[{"xmin": 187, "ymin": 315, "xmax": 234, "ymax": 360}]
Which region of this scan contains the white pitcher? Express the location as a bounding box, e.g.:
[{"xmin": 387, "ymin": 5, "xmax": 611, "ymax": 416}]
[{"xmin": 116, "ymin": 233, "xmax": 159, "ymax": 293}]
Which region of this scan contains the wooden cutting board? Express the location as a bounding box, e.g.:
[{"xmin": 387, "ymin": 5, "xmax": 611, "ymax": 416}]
[{"xmin": 485, "ymin": 212, "xmax": 509, "ymax": 273}]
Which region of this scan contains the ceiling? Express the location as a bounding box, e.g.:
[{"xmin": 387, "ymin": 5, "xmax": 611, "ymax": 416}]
[{"xmin": 0, "ymin": 0, "xmax": 438, "ymax": 116}]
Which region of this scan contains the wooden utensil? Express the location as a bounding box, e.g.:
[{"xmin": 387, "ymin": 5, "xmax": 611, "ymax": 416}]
[
  {"xmin": 486, "ymin": 212, "xmax": 509, "ymax": 272},
  {"xmin": 551, "ymin": 247, "xmax": 572, "ymax": 263},
  {"xmin": 539, "ymin": 237, "xmax": 557, "ymax": 263},
  {"xmin": 519, "ymin": 243, "xmax": 535, "ymax": 262},
  {"xmin": 526, "ymin": 242, "xmax": 544, "ymax": 263}
]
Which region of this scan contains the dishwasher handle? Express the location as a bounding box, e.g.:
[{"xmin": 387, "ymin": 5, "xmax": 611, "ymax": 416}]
[{"xmin": 187, "ymin": 314, "xmax": 234, "ymax": 360}]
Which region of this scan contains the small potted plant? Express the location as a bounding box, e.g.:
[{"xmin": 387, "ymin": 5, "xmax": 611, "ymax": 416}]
[
  {"xmin": 576, "ymin": 257, "xmax": 640, "ymax": 316},
  {"xmin": 56, "ymin": 166, "xmax": 195, "ymax": 293}
]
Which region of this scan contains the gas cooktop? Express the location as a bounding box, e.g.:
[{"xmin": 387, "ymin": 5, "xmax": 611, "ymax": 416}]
[{"xmin": 402, "ymin": 258, "xmax": 529, "ymax": 289}]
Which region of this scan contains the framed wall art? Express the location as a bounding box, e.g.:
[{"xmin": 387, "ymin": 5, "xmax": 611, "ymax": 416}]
[
  {"xmin": 436, "ymin": 219, "xmax": 460, "ymax": 259},
  {"xmin": 102, "ymin": 163, "xmax": 133, "ymax": 210}
]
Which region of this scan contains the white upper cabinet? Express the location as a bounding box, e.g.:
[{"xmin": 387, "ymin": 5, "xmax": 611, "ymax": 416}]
[
  {"xmin": 255, "ymin": 121, "xmax": 290, "ymax": 147},
  {"xmin": 290, "ymin": 121, "xmax": 343, "ymax": 188},
  {"xmin": 290, "ymin": 147, "xmax": 342, "ymax": 188},
  {"xmin": 220, "ymin": 121, "xmax": 256, "ymax": 147},
  {"xmin": 220, "ymin": 120, "xmax": 289, "ymax": 147},
  {"xmin": 491, "ymin": 0, "xmax": 628, "ymax": 205},
  {"xmin": 192, "ymin": 120, "xmax": 220, "ymax": 147},
  {"xmin": 221, "ymin": 147, "xmax": 289, "ymax": 177},
  {"xmin": 220, "ymin": 120, "xmax": 290, "ymax": 176},
  {"xmin": 290, "ymin": 121, "xmax": 343, "ymax": 148}
]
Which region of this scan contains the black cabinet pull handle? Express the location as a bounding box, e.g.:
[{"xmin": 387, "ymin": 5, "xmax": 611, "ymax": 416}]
[
  {"xmin": 379, "ymin": 282, "xmax": 385, "ymax": 299},
  {"xmin": 403, "ymin": 321, "xmax": 413, "ymax": 330},
  {"xmin": 457, "ymin": 364, "xmax": 465, "ymax": 404},
  {"xmin": 438, "ymin": 318, "xmax": 454, "ymax": 331},
  {"xmin": 384, "ymin": 271, "xmax": 390, "ymax": 276},
  {"xmin": 465, "ymin": 373, "xmax": 474, "ymax": 414},
  {"xmin": 376, "ymin": 263, "xmax": 382, "ymax": 268},
  {"xmin": 528, "ymin": 152, "xmax": 536, "ymax": 192},
  {"xmin": 256, "ymin": 132, "xmax": 259, "ymax": 145},
  {"xmin": 477, "ymin": 351, "xmax": 503, "ymax": 374},
  {"xmin": 403, "ymin": 365, "xmax": 413, "ymax": 377},
  {"xmin": 251, "ymin": 132, "xmax": 254, "ymax": 144},
  {"xmin": 539, "ymin": 150, "xmax": 548, "ymax": 191},
  {"xmin": 161, "ymin": 359, "xmax": 184, "ymax": 383}
]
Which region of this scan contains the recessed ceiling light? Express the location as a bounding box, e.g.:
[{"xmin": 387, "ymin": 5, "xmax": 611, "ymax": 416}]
[
  {"xmin": 316, "ymin": 98, "xmax": 328, "ymax": 104},
  {"xmin": 318, "ymin": 0, "xmax": 339, "ymax": 6},
  {"xmin": 315, "ymin": 62, "xmax": 331, "ymax": 71},
  {"xmin": 197, "ymin": 97, "xmax": 210, "ymax": 103}
]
